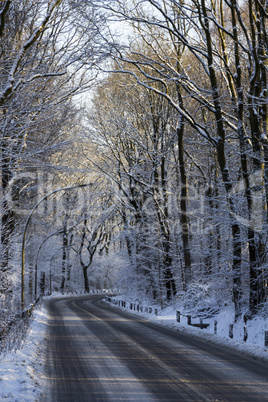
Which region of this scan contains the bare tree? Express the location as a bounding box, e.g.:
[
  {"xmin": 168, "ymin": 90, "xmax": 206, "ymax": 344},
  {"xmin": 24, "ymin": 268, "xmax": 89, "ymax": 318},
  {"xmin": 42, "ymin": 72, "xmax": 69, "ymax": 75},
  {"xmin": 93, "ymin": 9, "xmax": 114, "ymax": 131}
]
[
  {"xmin": 0, "ymin": 0, "xmax": 110, "ymax": 307},
  {"xmin": 89, "ymin": 0, "xmax": 267, "ymax": 316}
]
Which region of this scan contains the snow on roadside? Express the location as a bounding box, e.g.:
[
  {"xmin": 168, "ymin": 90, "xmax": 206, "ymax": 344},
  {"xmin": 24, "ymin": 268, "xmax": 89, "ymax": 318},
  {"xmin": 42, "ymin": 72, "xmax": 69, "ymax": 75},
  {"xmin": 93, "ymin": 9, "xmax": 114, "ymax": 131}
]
[
  {"xmin": 106, "ymin": 295, "xmax": 268, "ymax": 363},
  {"xmin": 1, "ymin": 291, "xmax": 268, "ymax": 401},
  {"xmin": 0, "ymin": 292, "xmax": 99, "ymax": 401},
  {"xmin": 0, "ymin": 302, "xmax": 48, "ymax": 401}
]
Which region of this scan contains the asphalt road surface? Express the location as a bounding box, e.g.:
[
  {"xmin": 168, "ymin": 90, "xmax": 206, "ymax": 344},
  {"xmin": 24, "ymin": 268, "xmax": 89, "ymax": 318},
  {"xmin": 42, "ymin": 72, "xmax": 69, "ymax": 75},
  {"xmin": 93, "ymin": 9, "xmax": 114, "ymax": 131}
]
[{"xmin": 41, "ymin": 295, "xmax": 268, "ymax": 401}]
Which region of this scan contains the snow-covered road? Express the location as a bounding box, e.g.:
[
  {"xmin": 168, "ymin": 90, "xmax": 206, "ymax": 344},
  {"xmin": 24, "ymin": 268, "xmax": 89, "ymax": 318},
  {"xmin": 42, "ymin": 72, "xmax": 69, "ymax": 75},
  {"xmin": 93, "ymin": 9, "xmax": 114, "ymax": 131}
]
[{"xmin": 40, "ymin": 294, "xmax": 268, "ymax": 401}]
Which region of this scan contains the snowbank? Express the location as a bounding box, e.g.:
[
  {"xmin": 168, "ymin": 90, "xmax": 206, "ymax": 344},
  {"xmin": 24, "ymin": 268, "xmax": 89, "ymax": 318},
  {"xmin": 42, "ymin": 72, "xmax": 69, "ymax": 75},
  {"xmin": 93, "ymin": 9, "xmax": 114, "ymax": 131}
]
[
  {"xmin": 0, "ymin": 303, "xmax": 48, "ymax": 401},
  {"xmin": 1, "ymin": 291, "xmax": 268, "ymax": 400},
  {"xmin": 106, "ymin": 295, "xmax": 268, "ymax": 363}
]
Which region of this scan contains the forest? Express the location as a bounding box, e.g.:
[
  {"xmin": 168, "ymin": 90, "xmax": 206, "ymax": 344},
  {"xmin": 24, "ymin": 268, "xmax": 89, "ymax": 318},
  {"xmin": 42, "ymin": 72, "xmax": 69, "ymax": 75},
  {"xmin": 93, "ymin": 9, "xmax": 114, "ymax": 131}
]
[{"xmin": 0, "ymin": 0, "xmax": 267, "ymax": 347}]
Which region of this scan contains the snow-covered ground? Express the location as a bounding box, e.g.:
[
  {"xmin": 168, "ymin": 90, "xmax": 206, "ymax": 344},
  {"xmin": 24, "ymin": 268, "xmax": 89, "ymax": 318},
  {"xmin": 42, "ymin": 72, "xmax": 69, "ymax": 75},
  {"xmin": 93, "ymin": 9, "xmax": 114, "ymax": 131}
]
[
  {"xmin": 1, "ymin": 292, "xmax": 268, "ymax": 401},
  {"xmin": 0, "ymin": 303, "xmax": 48, "ymax": 401},
  {"xmin": 107, "ymin": 295, "xmax": 268, "ymax": 362}
]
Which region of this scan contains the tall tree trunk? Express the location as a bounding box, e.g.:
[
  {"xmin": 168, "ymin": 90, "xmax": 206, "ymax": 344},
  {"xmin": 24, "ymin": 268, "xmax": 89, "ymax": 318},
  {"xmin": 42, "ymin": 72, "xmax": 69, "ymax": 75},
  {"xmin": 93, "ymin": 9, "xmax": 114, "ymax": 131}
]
[
  {"xmin": 160, "ymin": 144, "xmax": 176, "ymax": 299},
  {"xmin": 153, "ymin": 143, "xmax": 176, "ymax": 300},
  {"xmin": 60, "ymin": 217, "xmax": 68, "ymax": 291},
  {"xmin": 1, "ymin": 136, "xmax": 14, "ymax": 274},
  {"xmin": 67, "ymin": 233, "xmax": 73, "ymax": 281},
  {"xmin": 177, "ymin": 123, "xmax": 191, "ymax": 290},
  {"xmin": 246, "ymin": 0, "xmax": 267, "ymax": 312},
  {"xmin": 201, "ymin": 0, "xmax": 242, "ymax": 317},
  {"xmin": 83, "ymin": 265, "xmax": 89, "ymax": 293}
]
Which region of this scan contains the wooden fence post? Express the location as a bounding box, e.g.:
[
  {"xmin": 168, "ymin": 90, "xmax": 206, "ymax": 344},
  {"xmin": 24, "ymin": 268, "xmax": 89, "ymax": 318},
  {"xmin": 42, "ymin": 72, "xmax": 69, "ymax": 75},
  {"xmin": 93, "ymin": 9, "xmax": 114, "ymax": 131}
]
[
  {"xmin": 265, "ymin": 331, "xmax": 268, "ymax": 348},
  {"xmin": 243, "ymin": 326, "xmax": 248, "ymax": 342},
  {"xmin": 229, "ymin": 324, "xmax": 234, "ymax": 339},
  {"xmin": 214, "ymin": 320, "xmax": 218, "ymax": 335},
  {"xmin": 176, "ymin": 311, "xmax": 180, "ymax": 323}
]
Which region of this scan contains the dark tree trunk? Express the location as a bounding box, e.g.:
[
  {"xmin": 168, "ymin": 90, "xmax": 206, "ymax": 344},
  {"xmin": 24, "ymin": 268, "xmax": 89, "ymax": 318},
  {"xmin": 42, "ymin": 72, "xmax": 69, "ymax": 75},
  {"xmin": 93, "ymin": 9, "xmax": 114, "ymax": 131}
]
[
  {"xmin": 83, "ymin": 265, "xmax": 89, "ymax": 293},
  {"xmin": 1, "ymin": 136, "xmax": 14, "ymax": 273},
  {"xmin": 177, "ymin": 124, "xmax": 191, "ymax": 289},
  {"xmin": 200, "ymin": 0, "xmax": 243, "ymax": 317},
  {"xmin": 60, "ymin": 220, "xmax": 68, "ymax": 291}
]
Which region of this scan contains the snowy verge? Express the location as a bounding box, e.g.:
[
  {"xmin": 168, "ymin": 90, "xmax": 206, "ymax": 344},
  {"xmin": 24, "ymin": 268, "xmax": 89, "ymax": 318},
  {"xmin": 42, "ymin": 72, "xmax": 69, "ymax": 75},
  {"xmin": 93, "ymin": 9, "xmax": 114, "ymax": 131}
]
[
  {"xmin": 1, "ymin": 291, "xmax": 268, "ymax": 401},
  {"xmin": 0, "ymin": 291, "xmax": 108, "ymax": 400},
  {"xmin": 104, "ymin": 295, "xmax": 268, "ymax": 364},
  {"xmin": 0, "ymin": 302, "xmax": 49, "ymax": 401}
]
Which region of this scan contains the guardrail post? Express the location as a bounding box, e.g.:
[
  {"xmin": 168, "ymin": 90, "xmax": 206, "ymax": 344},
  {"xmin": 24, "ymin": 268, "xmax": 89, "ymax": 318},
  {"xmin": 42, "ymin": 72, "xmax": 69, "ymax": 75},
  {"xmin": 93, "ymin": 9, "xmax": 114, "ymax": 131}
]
[
  {"xmin": 176, "ymin": 310, "xmax": 180, "ymax": 323},
  {"xmin": 199, "ymin": 318, "xmax": 203, "ymax": 329},
  {"xmin": 243, "ymin": 326, "xmax": 248, "ymax": 342},
  {"xmin": 187, "ymin": 315, "xmax": 191, "ymax": 325},
  {"xmin": 265, "ymin": 331, "xmax": 268, "ymax": 348},
  {"xmin": 214, "ymin": 320, "xmax": 218, "ymax": 334},
  {"xmin": 155, "ymin": 308, "xmax": 158, "ymax": 316},
  {"xmin": 149, "ymin": 307, "xmax": 152, "ymax": 314},
  {"xmin": 229, "ymin": 324, "xmax": 234, "ymax": 339}
]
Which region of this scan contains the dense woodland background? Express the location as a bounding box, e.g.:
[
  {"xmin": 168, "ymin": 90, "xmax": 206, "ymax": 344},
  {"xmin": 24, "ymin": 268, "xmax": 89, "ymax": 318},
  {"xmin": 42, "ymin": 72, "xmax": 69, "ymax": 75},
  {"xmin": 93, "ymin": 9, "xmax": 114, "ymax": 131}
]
[{"xmin": 0, "ymin": 0, "xmax": 268, "ymax": 339}]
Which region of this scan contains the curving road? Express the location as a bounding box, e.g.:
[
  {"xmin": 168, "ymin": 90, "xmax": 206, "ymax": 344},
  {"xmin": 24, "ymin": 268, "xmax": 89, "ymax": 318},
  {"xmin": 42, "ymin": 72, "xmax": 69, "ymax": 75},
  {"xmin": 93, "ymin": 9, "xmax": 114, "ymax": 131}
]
[{"xmin": 41, "ymin": 295, "xmax": 268, "ymax": 401}]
